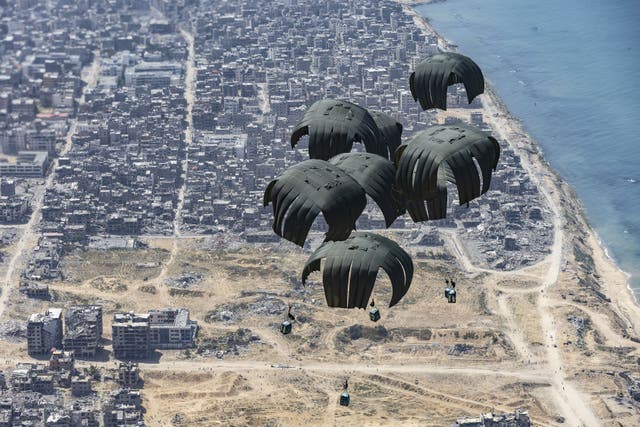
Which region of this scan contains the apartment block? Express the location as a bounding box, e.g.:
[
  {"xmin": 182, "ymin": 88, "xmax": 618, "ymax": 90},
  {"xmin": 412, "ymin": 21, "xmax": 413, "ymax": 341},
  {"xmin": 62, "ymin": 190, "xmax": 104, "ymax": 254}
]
[
  {"xmin": 112, "ymin": 313, "xmax": 150, "ymax": 360},
  {"xmin": 63, "ymin": 305, "xmax": 103, "ymax": 358},
  {"xmin": 27, "ymin": 308, "xmax": 62, "ymax": 356}
]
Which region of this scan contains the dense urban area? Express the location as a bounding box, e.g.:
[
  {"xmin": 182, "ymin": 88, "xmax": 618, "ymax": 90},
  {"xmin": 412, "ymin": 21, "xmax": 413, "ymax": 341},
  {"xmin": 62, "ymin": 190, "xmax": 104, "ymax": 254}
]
[{"xmin": 0, "ymin": 0, "xmax": 638, "ymax": 425}]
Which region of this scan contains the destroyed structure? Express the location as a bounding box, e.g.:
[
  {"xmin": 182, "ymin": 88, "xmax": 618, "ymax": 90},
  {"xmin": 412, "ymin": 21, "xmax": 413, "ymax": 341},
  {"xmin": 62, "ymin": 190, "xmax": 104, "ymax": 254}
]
[
  {"xmin": 452, "ymin": 411, "xmax": 531, "ymax": 427},
  {"xmin": 28, "ymin": 306, "xmax": 102, "ymax": 359},
  {"xmin": 63, "ymin": 306, "xmax": 103, "ymax": 358},
  {"xmin": 103, "ymin": 388, "xmax": 144, "ymax": 427},
  {"xmin": 112, "ymin": 308, "xmax": 198, "ymax": 359},
  {"xmin": 28, "ymin": 306, "xmax": 196, "ymax": 361},
  {"xmin": 111, "ymin": 313, "xmax": 150, "ymax": 360},
  {"xmin": 0, "ymin": 355, "xmax": 146, "ymax": 426},
  {"xmin": 0, "ymin": 0, "xmax": 553, "ymax": 274},
  {"xmin": 26, "ymin": 309, "xmax": 62, "ymax": 356},
  {"xmin": 0, "ymin": 152, "xmax": 50, "ymax": 178},
  {"xmin": 117, "ymin": 362, "xmax": 141, "ymax": 389}
]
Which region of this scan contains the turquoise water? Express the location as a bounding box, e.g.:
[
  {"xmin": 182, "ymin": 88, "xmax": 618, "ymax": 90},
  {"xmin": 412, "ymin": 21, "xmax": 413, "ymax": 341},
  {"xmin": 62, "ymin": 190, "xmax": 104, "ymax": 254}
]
[{"xmin": 416, "ymin": 0, "xmax": 640, "ymax": 297}]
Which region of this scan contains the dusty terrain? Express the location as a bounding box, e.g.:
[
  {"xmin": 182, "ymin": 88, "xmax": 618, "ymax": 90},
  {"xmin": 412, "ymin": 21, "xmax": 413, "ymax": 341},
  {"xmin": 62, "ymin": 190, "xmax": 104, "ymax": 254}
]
[
  {"xmin": 2, "ymin": 169, "xmax": 640, "ymax": 427},
  {"xmin": 0, "ymin": 117, "xmax": 637, "ymax": 425},
  {"xmin": 0, "ymin": 12, "xmax": 638, "ymax": 427},
  {"xmin": 1, "ymin": 81, "xmax": 639, "ymax": 427}
]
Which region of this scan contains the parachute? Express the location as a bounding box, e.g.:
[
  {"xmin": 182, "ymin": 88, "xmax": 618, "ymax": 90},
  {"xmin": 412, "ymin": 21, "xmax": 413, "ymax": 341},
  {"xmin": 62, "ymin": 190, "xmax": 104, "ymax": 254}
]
[
  {"xmin": 370, "ymin": 111, "xmax": 403, "ymax": 158},
  {"xmin": 394, "ymin": 124, "xmax": 500, "ymax": 221},
  {"xmin": 290, "ymin": 99, "xmax": 388, "ymax": 160},
  {"xmin": 301, "ymin": 232, "xmax": 413, "ymax": 309},
  {"xmin": 328, "ymin": 152, "xmax": 405, "ymax": 227},
  {"xmin": 262, "ymin": 51, "xmax": 498, "ymax": 318},
  {"xmin": 263, "ymin": 160, "xmax": 367, "ymax": 246},
  {"xmin": 409, "ymin": 52, "xmax": 484, "ymax": 110}
]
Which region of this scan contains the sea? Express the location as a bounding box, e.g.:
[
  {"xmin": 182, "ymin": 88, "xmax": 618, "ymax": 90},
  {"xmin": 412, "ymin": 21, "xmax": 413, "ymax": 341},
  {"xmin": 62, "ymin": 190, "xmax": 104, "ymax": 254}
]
[{"xmin": 416, "ymin": 0, "xmax": 640, "ymax": 299}]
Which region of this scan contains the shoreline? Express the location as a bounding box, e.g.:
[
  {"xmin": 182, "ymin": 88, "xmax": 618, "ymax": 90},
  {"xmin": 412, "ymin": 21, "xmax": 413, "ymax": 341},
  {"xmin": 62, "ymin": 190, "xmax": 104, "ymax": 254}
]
[
  {"xmin": 397, "ymin": 0, "xmax": 442, "ymax": 5},
  {"xmin": 594, "ymin": 229, "xmax": 637, "ymax": 304},
  {"xmin": 402, "ymin": 2, "xmax": 640, "ymax": 312}
]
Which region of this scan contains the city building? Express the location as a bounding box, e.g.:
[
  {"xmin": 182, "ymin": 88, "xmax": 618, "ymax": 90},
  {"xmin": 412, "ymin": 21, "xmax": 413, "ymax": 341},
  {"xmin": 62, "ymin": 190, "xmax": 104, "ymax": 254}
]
[
  {"xmin": 0, "ymin": 196, "xmax": 29, "ymax": 223},
  {"xmin": 117, "ymin": 362, "xmax": 141, "ymax": 389},
  {"xmin": 63, "ymin": 305, "xmax": 103, "ymax": 358},
  {"xmin": 70, "ymin": 375, "xmax": 92, "ymax": 397},
  {"xmin": 112, "ymin": 309, "xmax": 198, "ymax": 359},
  {"xmin": 148, "ymin": 308, "xmax": 198, "ymax": 349},
  {"xmin": 49, "ymin": 349, "xmax": 74, "ymax": 372},
  {"xmin": 452, "ymin": 411, "xmax": 531, "ymax": 427},
  {"xmin": 0, "ymin": 151, "xmax": 49, "ymax": 178},
  {"xmin": 27, "ymin": 308, "xmax": 62, "ymax": 356},
  {"xmin": 112, "ymin": 313, "xmax": 151, "ymax": 360}
]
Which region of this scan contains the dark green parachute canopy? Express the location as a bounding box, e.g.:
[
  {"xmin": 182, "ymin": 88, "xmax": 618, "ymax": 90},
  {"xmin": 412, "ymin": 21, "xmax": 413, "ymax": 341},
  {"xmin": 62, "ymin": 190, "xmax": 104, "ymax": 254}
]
[
  {"xmin": 409, "ymin": 52, "xmax": 484, "ymax": 110},
  {"xmin": 301, "ymin": 232, "xmax": 413, "ymax": 309},
  {"xmin": 290, "ymin": 99, "xmax": 388, "ymax": 160},
  {"xmin": 370, "ymin": 111, "xmax": 403, "ymax": 157},
  {"xmin": 394, "ymin": 124, "xmax": 500, "ymax": 222},
  {"xmin": 263, "ymin": 160, "xmax": 366, "ymax": 247},
  {"xmin": 328, "ymin": 152, "xmax": 405, "ymax": 227}
]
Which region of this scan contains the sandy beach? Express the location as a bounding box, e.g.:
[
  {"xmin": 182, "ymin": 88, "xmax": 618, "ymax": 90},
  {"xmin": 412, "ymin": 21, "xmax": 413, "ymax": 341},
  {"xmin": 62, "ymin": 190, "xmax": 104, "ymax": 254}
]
[
  {"xmin": 403, "ymin": 0, "xmax": 640, "ymax": 324},
  {"xmin": 403, "ymin": 3, "xmax": 640, "ymax": 425}
]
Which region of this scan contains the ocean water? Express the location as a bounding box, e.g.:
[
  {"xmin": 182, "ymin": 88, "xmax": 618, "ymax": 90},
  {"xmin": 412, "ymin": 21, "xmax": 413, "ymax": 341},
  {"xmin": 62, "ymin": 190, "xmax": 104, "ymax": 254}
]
[{"xmin": 416, "ymin": 0, "xmax": 640, "ymax": 297}]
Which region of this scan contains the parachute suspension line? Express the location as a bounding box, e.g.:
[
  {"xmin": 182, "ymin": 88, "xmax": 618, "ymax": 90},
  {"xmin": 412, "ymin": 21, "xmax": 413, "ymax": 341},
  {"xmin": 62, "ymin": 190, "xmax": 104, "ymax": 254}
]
[
  {"xmin": 471, "ymin": 155, "xmax": 484, "ymax": 196},
  {"xmin": 318, "ymin": 257, "xmax": 325, "ymax": 285},
  {"xmin": 410, "ymin": 152, "xmax": 424, "ymax": 191},
  {"xmin": 317, "ymin": 211, "xmax": 329, "ymax": 238},
  {"xmin": 397, "ymin": 257, "xmax": 409, "ymax": 290},
  {"xmin": 277, "ymin": 193, "xmax": 303, "ymax": 239},
  {"xmin": 345, "ymin": 261, "xmax": 354, "ymax": 309}
]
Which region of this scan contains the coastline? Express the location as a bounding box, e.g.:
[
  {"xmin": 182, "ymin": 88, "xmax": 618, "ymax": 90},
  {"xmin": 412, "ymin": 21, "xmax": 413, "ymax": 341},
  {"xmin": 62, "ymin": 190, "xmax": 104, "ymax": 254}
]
[
  {"xmin": 397, "ymin": 0, "xmax": 442, "ymax": 5},
  {"xmin": 400, "ymin": 4, "xmax": 640, "ymax": 423},
  {"xmin": 402, "ymin": 2, "xmax": 640, "ymax": 314},
  {"xmin": 4, "ymin": 1, "xmax": 640, "ymax": 425}
]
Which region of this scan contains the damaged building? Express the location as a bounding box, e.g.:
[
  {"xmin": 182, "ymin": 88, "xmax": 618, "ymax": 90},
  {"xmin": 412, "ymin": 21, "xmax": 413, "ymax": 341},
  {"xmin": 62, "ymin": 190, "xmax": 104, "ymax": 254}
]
[
  {"xmin": 63, "ymin": 305, "xmax": 103, "ymax": 358},
  {"xmin": 27, "ymin": 308, "xmax": 62, "ymax": 356},
  {"xmin": 112, "ymin": 308, "xmax": 198, "ymax": 359}
]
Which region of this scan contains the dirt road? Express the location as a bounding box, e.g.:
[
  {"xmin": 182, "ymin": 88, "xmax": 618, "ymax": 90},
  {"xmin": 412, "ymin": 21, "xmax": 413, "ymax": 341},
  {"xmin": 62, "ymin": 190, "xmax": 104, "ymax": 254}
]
[{"xmin": 0, "ymin": 53, "xmax": 101, "ymax": 321}]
